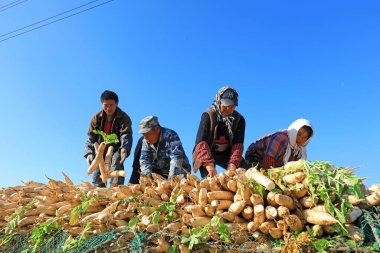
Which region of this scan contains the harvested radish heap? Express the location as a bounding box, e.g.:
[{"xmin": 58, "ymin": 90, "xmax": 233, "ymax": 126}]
[{"xmin": 0, "ymin": 160, "xmax": 379, "ymax": 252}]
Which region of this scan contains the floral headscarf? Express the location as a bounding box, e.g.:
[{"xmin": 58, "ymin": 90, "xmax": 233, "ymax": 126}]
[{"xmin": 211, "ymin": 86, "xmax": 239, "ymax": 141}]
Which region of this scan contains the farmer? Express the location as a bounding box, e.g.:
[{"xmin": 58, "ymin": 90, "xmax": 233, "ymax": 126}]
[
  {"xmin": 138, "ymin": 115, "xmax": 191, "ymax": 179},
  {"xmin": 128, "ymin": 136, "xmax": 144, "ymax": 184},
  {"xmin": 84, "ymin": 90, "xmax": 133, "ymax": 187},
  {"xmin": 193, "ymin": 86, "xmax": 247, "ymax": 178},
  {"xmin": 245, "ymin": 118, "xmax": 314, "ymax": 170}
]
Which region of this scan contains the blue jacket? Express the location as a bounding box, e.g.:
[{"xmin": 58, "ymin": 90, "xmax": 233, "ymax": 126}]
[{"xmin": 140, "ymin": 127, "xmax": 191, "ymax": 178}]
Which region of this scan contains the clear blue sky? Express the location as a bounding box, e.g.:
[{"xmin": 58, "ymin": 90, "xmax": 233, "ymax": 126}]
[{"xmin": 0, "ymin": 1, "xmax": 379, "ymax": 187}]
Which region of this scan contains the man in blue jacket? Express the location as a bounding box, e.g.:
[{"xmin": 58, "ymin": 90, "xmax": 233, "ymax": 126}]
[{"xmin": 138, "ymin": 115, "xmax": 191, "ymax": 179}]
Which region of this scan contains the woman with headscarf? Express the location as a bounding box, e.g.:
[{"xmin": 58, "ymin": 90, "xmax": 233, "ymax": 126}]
[
  {"xmin": 193, "ymin": 86, "xmax": 247, "ymax": 178},
  {"xmin": 245, "ymin": 119, "xmax": 314, "ymax": 170}
]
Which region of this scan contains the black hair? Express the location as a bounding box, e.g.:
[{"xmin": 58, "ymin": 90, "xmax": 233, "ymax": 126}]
[
  {"xmin": 301, "ymin": 126, "xmax": 313, "ymax": 139},
  {"xmin": 100, "ymin": 90, "xmax": 119, "ymax": 104}
]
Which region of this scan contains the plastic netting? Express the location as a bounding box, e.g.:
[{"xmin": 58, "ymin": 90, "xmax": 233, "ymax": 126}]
[
  {"xmin": 0, "ymin": 230, "xmax": 117, "ymax": 253},
  {"xmin": 360, "ymin": 206, "xmax": 380, "ymax": 251}
]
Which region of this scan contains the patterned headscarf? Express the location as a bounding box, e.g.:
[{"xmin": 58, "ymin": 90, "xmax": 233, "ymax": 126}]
[
  {"xmin": 211, "ymin": 86, "xmax": 239, "ymax": 141},
  {"xmin": 283, "ymin": 118, "xmax": 313, "ymax": 164}
]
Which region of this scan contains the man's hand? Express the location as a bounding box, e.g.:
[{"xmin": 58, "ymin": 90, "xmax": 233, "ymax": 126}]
[
  {"xmin": 206, "ymin": 164, "xmax": 217, "ymax": 177},
  {"xmin": 86, "ymin": 154, "xmax": 94, "ymax": 166},
  {"xmin": 120, "ymin": 149, "xmax": 127, "ymax": 164}
]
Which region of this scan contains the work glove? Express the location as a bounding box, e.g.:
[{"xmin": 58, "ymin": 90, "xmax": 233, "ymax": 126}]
[
  {"xmin": 86, "ymin": 154, "xmax": 94, "ymax": 166},
  {"xmin": 120, "ymin": 148, "xmax": 127, "ymax": 165}
]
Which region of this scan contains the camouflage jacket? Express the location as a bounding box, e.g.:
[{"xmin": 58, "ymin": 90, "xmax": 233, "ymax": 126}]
[{"xmin": 140, "ymin": 127, "xmax": 191, "ymax": 178}]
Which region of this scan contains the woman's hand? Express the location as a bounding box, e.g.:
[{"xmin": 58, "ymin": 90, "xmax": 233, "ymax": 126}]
[
  {"xmin": 206, "ymin": 164, "xmax": 217, "ymax": 177},
  {"xmin": 227, "ymin": 163, "xmax": 236, "ymax": 171}
]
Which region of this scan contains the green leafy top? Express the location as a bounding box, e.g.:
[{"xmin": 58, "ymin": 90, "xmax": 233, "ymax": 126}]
[
  {"xmin": 181, "ymin": 216, "xmax": 230, "ymax": 250},
  {"xmin": 93, "ymin": 129, "xmax": 119, "ymax": 145}
]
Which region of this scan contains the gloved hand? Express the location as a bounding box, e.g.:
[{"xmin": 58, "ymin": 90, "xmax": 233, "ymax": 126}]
[
  {"xmin": 120, "ymin": 149, "xmax": 127, "ymax": 165},
  {"xmin": 86, "ymin": 154, "xmax": 94, "ymax": 166}
]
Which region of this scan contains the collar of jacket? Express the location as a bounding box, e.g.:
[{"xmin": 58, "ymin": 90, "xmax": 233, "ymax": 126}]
[{"xmin": 98, "ymin": 107, "xmax": 123, "ymax": 119}]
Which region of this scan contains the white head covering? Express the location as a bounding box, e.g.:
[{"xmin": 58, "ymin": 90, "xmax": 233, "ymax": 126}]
[{"xmin": 283, "ymin": 118, "xmax": 313, "ymax": 164}]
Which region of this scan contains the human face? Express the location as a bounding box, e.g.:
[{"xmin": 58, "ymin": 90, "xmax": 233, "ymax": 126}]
[
  {"xmin": 102, "ymin": 99, "xmax": 117, "ymax": 117},
  {"xmin": 220, "ymin": 104, "xmax": 236, "ymax": 116},
  {"xmin": 143, "ymin": 126, "xmax": 161, "ymax": 144},
  {"xmin": 296, "ymin": 127, "xmax": 310, "ymax": 146}
]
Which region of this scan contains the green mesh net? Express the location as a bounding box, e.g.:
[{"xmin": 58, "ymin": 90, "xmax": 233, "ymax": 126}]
[
  {"xmin": 0, "ymin": 230, "xmax": 117, "ymax": 253},
  {"xmin": 360, "ymin": 206, "xmax": 380, "ymax": 251}
]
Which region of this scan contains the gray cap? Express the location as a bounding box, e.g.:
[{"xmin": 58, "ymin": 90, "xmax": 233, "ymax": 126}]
[
  {"xmin": 138, "ymin": 116, "xmax": 159, "ymax": 134},
  {"xmin": 221, "ymin": 89, "xmax": 238, "ymax": 106}
]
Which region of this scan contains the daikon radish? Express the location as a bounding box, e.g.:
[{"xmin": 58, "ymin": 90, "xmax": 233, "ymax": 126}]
[
  {"xmin": 275, "ymin": 194, "xmax": 295, "ymax": 210},
  {"xmin": 225, "ymin": 222, "xmax": 248, "ymax": 232},
  {"xmin": 253, "ymin": 204, "xmax": 265, "ymax": 224},
  {"xmin": 282, "ymin": 172, "xmax": 305, "ymax": 185},
  {"xmin": 109, "ymin": 170, "xmax": 127, "ymax": 178},
  {"xmin": 98, "ymin": 156, "xmax": 108, "ymax": 185},
  {"xmin": 227, "ymin": 180, "xmax": 237, "ymax": 192},
  {"xmin": 207, "ymin": 191, "xmax": 234, "ymax": 201},
  {"xmin": 293, "ymin": 187, "xmax": 308, "ymax": 199},
  {"xmin": 147, "ymin": 224, "xmax": 160, "ymax": 233},
  {"xmin": 199, "ymin": 188, "xmax": 208, "ymax": 208},
  {"xmin": 18, "ymin": 215, "xmax": 39, "ymax": 227},
  {"xmin": 104, "ymin": 145, "xmax": 114, "ymax": 174},
  {"xmin": 179, "ymin": 244, "xmax": 190, "ymax": 253},
  {"xmin": 284, "ymin": 160, "xmax": 306, "ymax": 170},
  {"xmin": 191, "ymin": 205, "xmax": 207, "ymax": 218},
  {"xmin": 87, "ymin": 142, "xmax": 106, "ymax": 174},
  {"xmin": 187, "ymin": 174, "xmax": 200, "ymax": 187},
  {"xmin": 300, "ymin": 196, "xmax": 317, "ymax": 208},
  {"xmin": 277, "ymin": 220, "xmax": 288, "ymax": 231},
  {"xmin": 311, "ymin": 205, "xmax": 328, "ymax": 213},
  {"xmin": 265, "ymin": 206, "xmax": 278, "ymax": 220},
  {"xmin": 345, "ymin": 224, "xmax": 364, "ymax": 241},
  {"xmin": 242, "ymin": 206, "xmax": 254, "ymax": 220},
  {"xmin": 284, "ymin": 214, "xmax": 303, "ymax": 231},
  {"xmin": 58, "ymin": 173, "xmax": 73, "ymax": 187},
  {"xmin": 229, "ymin": 200, "xmax": 246, "ymax": 215},
  {"xmin": 259, "ymin": 221, "xmax": 276, "ymax": 234},
  {"xmin": 269, "ymin": 227, "xmax": 283, "ymax": 239},
  {"xmin": 204, "ymin": 205, "xmax": 215, "ymax": 217},
  {"xmin": 188, "ymin": 217, "xmax": 211, "ymax": 227},
  {"xmin": 303, "ymin": 209, "xmax": 338, "ymax": 226},
  {"xmin": 277, "ymin": 206, "xmax": 290, "ymax": 218},
  {"xmin": 156, "ymin": 237, "xmax": 170, "ymax": 253},
  {"xmin": 365, "ymin": 192, "xmax": 380, "ymax": 206},
  {"xmin": 245, "ymin": 167, "xmax": 275, "ymax": 190},
  {"xmin": 165, "ymin": 222, "xmax": 181, "ymax": 232},
  {"xmin": 267, "ymin": 192, "xmax": 278, "ymax": 206},
  {"xmin": 188, "ymin": 188, "xmax": 199, "ymax": 202},
  {"xmin": 343, "ymin": 194, "xmax": 363, "ymax": 206},
  {"xmin": 56, "ymin": 204, "xmax": 72, "ymax": 216},
  {"xmin": 211, "ymin": 199, "xmax": 233, "ymax": 210},
  {"xmin": 312, "ymin": 225, "xmax": 323, "ymax": 237},
  {"xmin": 247, "ymin": 221, "xmax": 260, "ymax": 232},
  {"xmin": 250, "ymin": 194, "xmax": 264, "ymax": 206}
]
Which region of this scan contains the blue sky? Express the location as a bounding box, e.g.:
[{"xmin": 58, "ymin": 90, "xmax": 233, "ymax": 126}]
[{"xmin": 0, "ymin": 1, "xmax": 379, "ymax": 187}]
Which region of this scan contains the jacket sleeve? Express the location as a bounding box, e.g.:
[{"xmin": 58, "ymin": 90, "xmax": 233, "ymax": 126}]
[
  {"xmin": 194, "ymin": 112, "xmax": 214, "ymax": 166},
  {"xmin": 118, "ymin": 111, "xmax": 133, "ymax": 156},
  {"xmin": 168, "ymin": 132, "xmax": 187, "ymax": 177},
  {"xmin": 84, "ymin": 115, "xmax": 98, "ymax": 157},
  {"xmin": 244, "ymin": 142, "xmax": 255, "ymax": 166},
  {"xmin": 139, "ymin": 140, "xmax": 154, "ymax": 176},
  {"xmin": 232, "ymin": 115, "xmax": 245, "ymax": 145}
]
